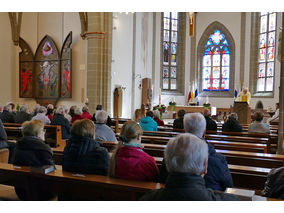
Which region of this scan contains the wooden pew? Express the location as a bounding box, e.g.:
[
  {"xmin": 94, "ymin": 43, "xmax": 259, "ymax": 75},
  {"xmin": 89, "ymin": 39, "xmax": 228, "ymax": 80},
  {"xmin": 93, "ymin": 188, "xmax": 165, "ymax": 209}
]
[
  {"xmin": 205, "ymin": 134, "xmax": 271, "ymax": 152},
  {"xmin": 0, "ymin": 163, "xmax": 163, "ymax": 200},
  {"xmin": 208, "ymin": 140, "xmax": 268, "ymax": 153},
  {"xmin": 52, "ymin": 144, "xmax": 270, "ymax": 191},
  {"xmin": 3, "ymin": 125, "xmax": 63, "ymax": 148},
  {"xmin": 228, "ymin": 164, "xmax": 270, "ymax": 191},
  {"xmin": 216, "ymin": 149, "xmax": 284, "ymax": 168},
  {"xmin": 0, "ymin": 162, "xmax": 278, "ymax": 200},
  {"xmin": 207, "ymin": 130, "xmax": 278, "ymax": 152},
  {"xmin": 141, "ymin": 135, "xmax": 268, "ymax": 153},
  {"xmin": 95, "ymin": 141, "xmax": 284, "ymax": 169}
]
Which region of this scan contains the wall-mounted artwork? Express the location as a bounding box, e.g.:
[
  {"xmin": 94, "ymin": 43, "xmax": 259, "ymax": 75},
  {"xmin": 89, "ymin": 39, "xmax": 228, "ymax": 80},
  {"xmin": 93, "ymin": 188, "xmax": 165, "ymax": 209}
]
[
  {"xmin": 60, "ymin": 32, "xmax": 72, "ymax": 98},
  {"xmin": 19, "ymin": 38, "xmax": 34, "ymax": 98},
  {"xmin": 19, "ymin": 32, "xmax": 72, "ymax": 101},
  {"xmin": 34, "ymin": 35, "xmax": 60, "ymax": 99}
]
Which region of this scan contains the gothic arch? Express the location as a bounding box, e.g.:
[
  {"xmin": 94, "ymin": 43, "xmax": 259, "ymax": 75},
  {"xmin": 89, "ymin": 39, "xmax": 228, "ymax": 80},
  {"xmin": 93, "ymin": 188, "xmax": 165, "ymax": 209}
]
[
  {"xmin": 34, "ymin": 35, "xmax": 60, "ymax": 99},
  {"xmin": 197, "ymin": 21, "xmax": 235, "ymax": 97}
]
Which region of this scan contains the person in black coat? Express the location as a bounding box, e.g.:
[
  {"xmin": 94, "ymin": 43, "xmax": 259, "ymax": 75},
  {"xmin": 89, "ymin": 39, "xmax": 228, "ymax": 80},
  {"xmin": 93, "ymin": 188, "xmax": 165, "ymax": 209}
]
[
  {"xmin": 173, "ymin": 109, "xmax": 186, "ymax": 129},
  {"xmin": 159, "ymin": 113, "xmax": 233, "ymax": 191},
  {"xmin": 15, "ymin": 104, "xmax": 32, "ymax": 124},
  {"xmin": 262, "ymin": 167, "xmax": 284, "ymax": 199},
  {"xmin": 203, "ymin": 109, "xmax": 217, "ymax": 131},
  {"xmin": 0, "ymin": 119, "xmax": 8, "ymax": 150},
  {"xmin": 0, "ymin": 105, "xmax": 15, "ymax": 123},
  {"xmin": 12, "ymin": 120, "xmax": 55, "ymax": 201},
  {"xmin": 61, "ymin": 119, "xmax": 109, "ymax": 200},
  {"xmin": 140, "ymin": 134, "xmax": 239, "ymax": 201},
  {"xmin": 222, "ymin": 113, "xmax": 242, "ymax": 132},
  {"xmin": 63, "ymin": 119, "xmax": 109, "ymax": 175},
  {"xmin": 0, "ymin": 118, "xmax": 16, "ymax": 163},
  {"xmin": 50, "ymin": 105, "xmax": 71, "ymax": 139}
]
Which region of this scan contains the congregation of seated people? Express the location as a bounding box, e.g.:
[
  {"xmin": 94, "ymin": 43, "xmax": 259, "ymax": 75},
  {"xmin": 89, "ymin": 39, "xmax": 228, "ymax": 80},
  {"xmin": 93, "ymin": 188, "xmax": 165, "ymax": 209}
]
[{"xmin": 0, "ymin": 101, "xmax": 283, "ymax": 201}]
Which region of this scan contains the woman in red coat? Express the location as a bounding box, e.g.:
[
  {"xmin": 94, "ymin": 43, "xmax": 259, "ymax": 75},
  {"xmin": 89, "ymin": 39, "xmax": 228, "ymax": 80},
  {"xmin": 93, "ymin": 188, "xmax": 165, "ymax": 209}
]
[
  {"xmin": 81, "ymin": 106, "xmax": 92, "ymax": 120},
  {"xmin": 71, "ymin": 107, "xmax": 82, "ymax": 124},
  {"xmin": 109, "ymin": 120, "xmax": 159, "ymax": 182},
  {"xmin": 153, "ymin": 110, "xmax": 165, "ymax": 126}
]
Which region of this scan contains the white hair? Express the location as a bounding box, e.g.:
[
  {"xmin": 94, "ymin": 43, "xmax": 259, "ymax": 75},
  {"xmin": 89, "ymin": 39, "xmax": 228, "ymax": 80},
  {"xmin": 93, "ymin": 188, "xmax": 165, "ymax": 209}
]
[
  {"xmin": 74, "ymin": 107, "xmax": 82, "ymax": 115},
  {"xmin": 20, "ymin": 104, "xmax": 29, "ymax": 112},
  {"xmin": 56, "ymin": 105, "xmax": 65, "ymax": 115},
  {"xmin": 3, "ymin": 105, "xmax": 11, "ymax": 111},
  {"xmin": 47, "ymin": 104, "xmax": 54, "ymax": 110},
  {"xmin": 95, "ymin": 110, "xmax": 108, "ymax": 123},
  {"xmin": 184, "ymin": 113, "xmax": 206, "ymax": 138},
  {"xmin": 228, "ymin": 113, "xmax": 238, "ymax": 120},
  {"xmin": 153, "ymin": 110, "xmax": 160, "ymax": 119},
  {"xmin": 165, "ymin": 133, "xmax": 208, "ymax": 175},
  {"xmin": 62, "ymin": 105, "xmax": 69, "ymax": 113},
  {"xmin": 33, "ymin": 104, "xmax": 40, "ymax": 110},
  {"xmin": 38, "ymin": 106, "xmax": 47, "ymax": 113}
]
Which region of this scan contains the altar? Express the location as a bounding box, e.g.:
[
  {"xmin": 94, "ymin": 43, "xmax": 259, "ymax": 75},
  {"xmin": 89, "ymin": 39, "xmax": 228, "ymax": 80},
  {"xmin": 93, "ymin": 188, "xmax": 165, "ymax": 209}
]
[
  {"xmin": 165, "ymin": 105, "xmax": 231, "ymax": 120},
  {"xmin": 166, "ymin": 105, "xmax": 205, "ymax": 113}
]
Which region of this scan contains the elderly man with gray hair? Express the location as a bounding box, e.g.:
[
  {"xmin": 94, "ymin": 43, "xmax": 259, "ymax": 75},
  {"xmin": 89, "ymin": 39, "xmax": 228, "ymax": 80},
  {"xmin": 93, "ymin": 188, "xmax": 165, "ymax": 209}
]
[
  {"xmin": 95, "ymin": 110, "xmax": 117, "ymax": 142},
  {"xmin": 0, "ymin": 105, "xmax": 15, "ymax": 123},
  {"xmin": 140, "ymin": 133, "xmax": 239, "ymax": 201},
  {"xmin": 15, "ymin": 104, "xmax": 32, "ymax": 124},
  {"xmin": 160, "ymin": 113, "xmax": 233, "ymax": 192},
  {"xmin": 32, "ymin": 106, "xmax": 50, "ymax": 125},
  {"xmin": 50, "ymin": 105, "xmax": 71, "ymax": 139}
]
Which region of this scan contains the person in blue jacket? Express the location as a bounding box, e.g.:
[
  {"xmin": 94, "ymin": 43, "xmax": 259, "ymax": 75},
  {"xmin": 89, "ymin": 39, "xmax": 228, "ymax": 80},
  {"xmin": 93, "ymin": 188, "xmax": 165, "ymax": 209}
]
[{"xmin": 139, "ymin": 111, "xmax": 158, "ymax": 131}]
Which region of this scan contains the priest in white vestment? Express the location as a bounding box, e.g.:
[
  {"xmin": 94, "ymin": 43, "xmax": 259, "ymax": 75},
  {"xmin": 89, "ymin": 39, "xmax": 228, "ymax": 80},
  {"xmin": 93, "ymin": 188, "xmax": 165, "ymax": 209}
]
[{"xmin": 235, "ymin": 88, "xmax": 251, "ymax": 105}]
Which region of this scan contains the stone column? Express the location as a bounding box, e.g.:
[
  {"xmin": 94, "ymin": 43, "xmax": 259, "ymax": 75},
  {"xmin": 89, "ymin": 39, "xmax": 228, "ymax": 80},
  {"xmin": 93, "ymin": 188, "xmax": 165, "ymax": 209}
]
[
  {"xmin": 277, "ymin": 13, "xmax": 284, "ymax": 154},
  {"xmin": 86, "ymin": 12, "xmax": 112, "ymax": 114}
]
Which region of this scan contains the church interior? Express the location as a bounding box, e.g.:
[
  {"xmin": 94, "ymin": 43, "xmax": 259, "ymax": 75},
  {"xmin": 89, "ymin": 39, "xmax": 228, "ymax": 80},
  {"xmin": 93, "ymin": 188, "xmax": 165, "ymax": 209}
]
[{"xmin": 1, "ymin": 8, "xmax": 284, "ymax": 203}]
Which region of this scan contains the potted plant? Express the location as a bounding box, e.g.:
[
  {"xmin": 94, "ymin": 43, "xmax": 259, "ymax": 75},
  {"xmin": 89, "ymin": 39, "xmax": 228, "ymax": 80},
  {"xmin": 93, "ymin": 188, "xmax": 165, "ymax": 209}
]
[{"xmin": 169, "ymin": 101, "xmax": 176, "ymax": 111}]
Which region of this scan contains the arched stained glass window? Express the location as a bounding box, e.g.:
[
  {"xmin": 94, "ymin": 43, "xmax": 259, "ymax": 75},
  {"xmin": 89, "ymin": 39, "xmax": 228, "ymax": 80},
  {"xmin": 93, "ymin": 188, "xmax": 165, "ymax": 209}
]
[
  {"xmin": 202, "ymin": 30, "xmax": 230, "ymax": 91},
  {"xmin": 162, "ymin": 12, "xmax": 179, "ymax": 91},
  {"xmin": 257, "ymin": 12, "xmax": 276, "ymax": 92}
]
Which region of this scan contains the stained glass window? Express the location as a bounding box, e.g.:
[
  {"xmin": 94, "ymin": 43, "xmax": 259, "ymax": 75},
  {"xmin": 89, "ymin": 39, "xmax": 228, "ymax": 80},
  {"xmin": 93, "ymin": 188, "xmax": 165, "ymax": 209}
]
[
  {"xmin": 257, "ymin": 12, "xmax": 276, "ymax": 92},
  {"xmin": 162, "ymin": 12, "xmax": 179, "ymax": 91},
  {"xmin": 202, "ymin": 30, "xmax": 230, "ymax": 91}
]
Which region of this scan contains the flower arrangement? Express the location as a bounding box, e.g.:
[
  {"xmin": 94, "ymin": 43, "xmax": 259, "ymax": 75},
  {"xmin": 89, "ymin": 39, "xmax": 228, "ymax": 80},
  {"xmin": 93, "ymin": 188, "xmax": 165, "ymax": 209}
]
[
  {"xmin": 153, "ymin": 104, "xmax": 166, "ymax": 113},
  {"xmin": 16, "ymin": 104, "xmax": 20, "ymax": 111},
  {"xmin": 169, "ymin": 101, "xmax": 176, "ymax": 106}
]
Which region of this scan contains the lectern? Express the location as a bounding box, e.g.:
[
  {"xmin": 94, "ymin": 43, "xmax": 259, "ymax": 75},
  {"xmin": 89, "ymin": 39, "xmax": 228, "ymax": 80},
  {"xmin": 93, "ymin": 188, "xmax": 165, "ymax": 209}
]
[{"xmin": 233, "ymin": 101, "xmax": 251, "ymax": 124}]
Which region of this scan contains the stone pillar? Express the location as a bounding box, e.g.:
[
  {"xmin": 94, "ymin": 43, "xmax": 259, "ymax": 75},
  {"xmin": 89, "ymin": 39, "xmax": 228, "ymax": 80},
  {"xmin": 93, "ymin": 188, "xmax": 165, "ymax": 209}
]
[
  {"xmin": 277, "ymin": 13, "xmax": 284, "ymax": 154},
  {"xmin": 86, "ymin": 12, "xmax": 112, "ymax": 114}
]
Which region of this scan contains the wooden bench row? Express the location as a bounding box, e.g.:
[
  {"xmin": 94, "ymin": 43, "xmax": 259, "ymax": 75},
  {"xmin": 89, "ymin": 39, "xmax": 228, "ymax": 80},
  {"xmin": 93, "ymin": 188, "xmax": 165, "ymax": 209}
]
[
  {"xmin": 0, "ymin": 162, "xmax": 279, "ymax": 200},
  {"xmin": 99, "ymin": 140, "xmax": 284, "ymax": 168},
  {"xmin": 0, "ymin": 163, "xmax": 162, "ymax": 200},
  {"xmin": 51, "ymin": 143, "xmax": 270, "ymax": 191},
  {"xmin": 3, "ymin": 124, "xmax": 64, "ymax": 148},
  {"xmin": 140, "ymin": 134, "xmax": 270, "ymax": 153}
]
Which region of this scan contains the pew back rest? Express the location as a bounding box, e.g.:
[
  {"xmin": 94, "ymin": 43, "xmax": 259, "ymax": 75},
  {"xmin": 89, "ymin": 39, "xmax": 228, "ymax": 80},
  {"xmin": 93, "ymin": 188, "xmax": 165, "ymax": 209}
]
[
  {"xmin": 0, "ymin": 149, "xmax": 9, "ymax": 163},
  {"xmin": 4, "ymin": 124, "xmax": 63, "ymax": 148},
  {"xmin": 0, "ymin": 163, "xmax": 163, "ymax": 200}
]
